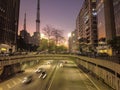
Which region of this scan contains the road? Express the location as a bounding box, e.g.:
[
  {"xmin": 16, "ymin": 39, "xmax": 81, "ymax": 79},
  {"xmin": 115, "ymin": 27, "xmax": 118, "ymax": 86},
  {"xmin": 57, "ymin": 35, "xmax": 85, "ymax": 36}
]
[{"xmin": 0, "ymin": 59, "xmax": 113, "ymax": 90}]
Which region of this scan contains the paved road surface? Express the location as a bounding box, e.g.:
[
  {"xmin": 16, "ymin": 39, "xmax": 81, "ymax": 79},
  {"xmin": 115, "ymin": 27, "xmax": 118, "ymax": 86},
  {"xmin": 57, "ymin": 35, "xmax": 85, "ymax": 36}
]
[{"xmin": 48, "ymin": 60, "xmax": 113, "ymax": 90}]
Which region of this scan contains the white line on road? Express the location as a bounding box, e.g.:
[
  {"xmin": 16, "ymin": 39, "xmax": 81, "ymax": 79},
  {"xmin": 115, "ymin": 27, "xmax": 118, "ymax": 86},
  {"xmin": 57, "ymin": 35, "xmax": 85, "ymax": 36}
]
[
  {"xmin": 0, "ymin": 87, "xmax": 3, "ymax": 90},
  {"xmin": 76, "ymin": 68, "xmax": 90, "ymax": 90},
  {"xmin": 7, "ymin": 84, "xmax": 11, "ymax": 88},
  {"xmin": 83, "ymin": 73, "xmax": 101, "ymax": 90},
  {"xmin": 48, "ymin": 65, "xmax": 58, "ymax": 90},
  {"xmin": 17, "ymin": 78, "xmax": 22, "ymax": 82},
  {"xmin": 12, "ymin": 80, "xmax": 17, "ymax": 85},
  {"xmin": 78, "ymin": 68, "xmax": 101, "ymax": 90}
]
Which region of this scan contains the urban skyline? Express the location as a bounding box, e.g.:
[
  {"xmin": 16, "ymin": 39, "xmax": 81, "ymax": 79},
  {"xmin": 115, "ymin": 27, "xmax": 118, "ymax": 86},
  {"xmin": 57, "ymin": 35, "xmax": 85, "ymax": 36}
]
[
  {"xmin": 0, "ymin": 0, "xmax": 120, "ymax": 90},
  {"xmin": 19, "ymin": 0, "xmax": 84, "ymax": 38}
]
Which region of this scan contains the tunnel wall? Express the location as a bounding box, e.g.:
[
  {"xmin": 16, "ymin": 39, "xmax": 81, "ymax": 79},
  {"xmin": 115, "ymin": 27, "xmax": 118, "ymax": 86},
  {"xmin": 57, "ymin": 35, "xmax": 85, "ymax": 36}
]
[
  {"xmin": 76, "ymin": 59, "xmax": 120, "ymax": 90},
  {"xmin": 0, "ymin": 54, "xmax": 120, "ymax": 89}
]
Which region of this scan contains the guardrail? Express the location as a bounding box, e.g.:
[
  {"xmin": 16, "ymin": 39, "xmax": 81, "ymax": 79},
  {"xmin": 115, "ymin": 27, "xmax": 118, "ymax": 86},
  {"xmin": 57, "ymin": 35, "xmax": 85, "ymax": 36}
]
[
  {"xmin": 0, "ymin": 54, "xmax": 70, "ymax": 67},
  {"xmin": 74, "ymin": 55, "xmax": 120, "ymax": 75},
  {"xmin": 0, "ymin": 54, "xmax": 120, "ymax": 75}
]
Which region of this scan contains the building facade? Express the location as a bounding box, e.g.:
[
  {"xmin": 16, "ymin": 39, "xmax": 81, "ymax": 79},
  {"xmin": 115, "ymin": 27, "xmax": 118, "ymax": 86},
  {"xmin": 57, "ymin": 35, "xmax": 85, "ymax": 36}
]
[
  {"xmin": 76, "ymin": 0, "xmax": 98, "ymax": 53},
  {"xmin": 32, "ymin": 0, "xmax": 40, "ymax": 46},
  {"xmin": 19, "ymin": 13, "xmax": 31, "ymax": 45},
  {"xmin": 97, "ymin": 0, "xmax": 116, "ymax": 41},
  {"xmin": 68, "ymin": 30, "xmax": 78, "ymax": 54},
  {"xmin": 96, "ymin": 0, "xmax": 116, "ymax": 55},
  {"xmin": 113, "ymin": 0, "xmax": 120, "ymax": 36},
  {"xmin": 0, "ymin": 0, "xmax": 20, "ymax": 53}
]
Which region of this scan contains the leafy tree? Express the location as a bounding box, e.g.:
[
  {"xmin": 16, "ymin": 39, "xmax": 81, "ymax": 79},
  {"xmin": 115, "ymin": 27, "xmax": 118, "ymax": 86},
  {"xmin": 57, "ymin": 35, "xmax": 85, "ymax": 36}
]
[
  {"xmin": 37, "ymin": 38, "xmax": 48, "ymax": 51},
  {"xmin": 56, "ymin": 45, "xmax": 67, "ymax": 53},
  {"xmin": 42, "ymin": 25, "xmax": 54, "ymax": 52},
  {"xmin": 42, "ymin": 25, "xmax": 65, "ymax": 53},
  {"xmin": 52, "ymin": 29, "xmax": 64, "ymax": 53},
  {"xmin": 108, "ymin": 36, "xmax": 120, "ymax": 55},
  {"xmin": 49, "ymin": 39, "xmax": 56, "ymax": 53}
]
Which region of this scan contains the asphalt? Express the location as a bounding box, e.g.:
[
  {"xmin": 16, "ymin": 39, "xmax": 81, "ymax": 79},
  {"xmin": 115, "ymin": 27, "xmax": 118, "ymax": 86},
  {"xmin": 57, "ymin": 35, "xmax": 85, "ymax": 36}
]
[{"xmin": 47, "ymin": 60, "xmax": 113, "ymax": 90}]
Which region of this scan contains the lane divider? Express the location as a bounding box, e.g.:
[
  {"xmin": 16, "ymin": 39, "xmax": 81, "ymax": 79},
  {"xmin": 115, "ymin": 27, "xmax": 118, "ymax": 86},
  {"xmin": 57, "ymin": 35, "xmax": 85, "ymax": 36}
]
[
  {"xmin": 76, "ymin": 63, "xmax": 101, "ymax": 90},
  {"xmin": 48, "ymin": 63, "xmax": 58, "ymax": 90},
  {"xmin": 41, "ymin": 61, "xmax": 59, "ymax": 90}
]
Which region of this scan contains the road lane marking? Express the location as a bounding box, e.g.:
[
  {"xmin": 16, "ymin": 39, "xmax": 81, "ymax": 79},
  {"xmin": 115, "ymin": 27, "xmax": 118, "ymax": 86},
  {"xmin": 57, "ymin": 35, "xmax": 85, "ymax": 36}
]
[
  {"xmin": 7, "ymin": 84, "xmax": 11, "ymax": 88},
  {"xmin": 77, "ymin": 69, "xmax": 90, "ymax": 90},
  {"xmin": 12, "ymin": 80, "xmax": 17, "ymax": 85},
  {"xmin": 83, "ymin": 73, "xmax": 100, "ymax": 90},
  {"xmin": 17, "ymin": 78, "xmax": 22, "ymax": 82},
  {"xmin": 48, "ymin": 64, "xmax": 58, "ymax": 90},
  {"xmin": 77, "ymin": 68, "xmax": 100, "ymax": 90},
  {"xmin": 0, "ymin": 87, "xmax": 3, "ymax": 90}
]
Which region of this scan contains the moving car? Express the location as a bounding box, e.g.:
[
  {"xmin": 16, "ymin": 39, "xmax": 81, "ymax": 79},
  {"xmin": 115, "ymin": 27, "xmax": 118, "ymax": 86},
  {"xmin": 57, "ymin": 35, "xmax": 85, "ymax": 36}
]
[
  {"xmin": 38, "ymin": 71, "xmax": 47, "ymax": 79},
  {"xmin": 22, "ymin": 75, "xmax": 32, "ymax": 84},
  {"xmin": 35, "ymin": 68, "xmax": 42, "ymax": 73}
]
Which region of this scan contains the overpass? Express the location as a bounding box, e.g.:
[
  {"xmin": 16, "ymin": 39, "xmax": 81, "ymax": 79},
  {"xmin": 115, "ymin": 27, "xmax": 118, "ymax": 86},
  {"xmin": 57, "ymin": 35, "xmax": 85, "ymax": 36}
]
[{"xmin": 0, "ymin": 54, "xmax": 120, "ymax": 90}]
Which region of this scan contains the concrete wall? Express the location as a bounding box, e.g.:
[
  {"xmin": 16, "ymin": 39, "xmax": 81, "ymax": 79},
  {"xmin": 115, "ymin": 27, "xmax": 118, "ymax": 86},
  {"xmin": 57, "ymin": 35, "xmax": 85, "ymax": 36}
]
[
  {"xmin": 0, "ymin": 60, "xmax": 39, "ymax": 81},
  {"xmin": 76, "ymin": 58, "xmax": 120, "ymax": 90}
]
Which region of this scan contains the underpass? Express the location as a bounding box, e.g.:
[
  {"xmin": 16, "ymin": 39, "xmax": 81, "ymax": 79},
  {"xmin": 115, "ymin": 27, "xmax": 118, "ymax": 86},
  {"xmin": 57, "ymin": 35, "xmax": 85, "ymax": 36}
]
[{"xmin": 0, "ymin": 54, "xmax": 117, "ymax": 90}]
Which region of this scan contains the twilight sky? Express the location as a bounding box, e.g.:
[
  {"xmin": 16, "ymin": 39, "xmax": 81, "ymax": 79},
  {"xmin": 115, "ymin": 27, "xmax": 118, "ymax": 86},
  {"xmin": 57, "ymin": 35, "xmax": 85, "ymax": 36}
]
[{"xmin": 19, "ymin": 0, "xmax": 83, "ymax": 38}]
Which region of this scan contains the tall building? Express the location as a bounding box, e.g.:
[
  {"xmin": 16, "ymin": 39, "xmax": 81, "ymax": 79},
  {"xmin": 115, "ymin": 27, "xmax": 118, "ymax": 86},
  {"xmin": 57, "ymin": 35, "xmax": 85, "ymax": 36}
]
[
  {"xmin": 97, "ymin": 0, "xmax": 116, "ymax": 41},
  {"xmin": 36, "ymin": 0, "xmax": 40, "ymax": 33},
  {"xmin": 113, "ymin": 0, "xmax": 120, "ymax": 36},
  {"xmin": 68, "ymin": 30, "xmax": 78, "ymax": 54},
  {"xmin": 32, "ymin": 0, "xmax": 40, "ymax": 46},
  {"xmin": 76, "ymin": 0, "xmax": 98, "ymax": 52},
  {"xmin": 96, "ymin": 0, "xmax": 116, "ymax": 55},
  {"xmin": 20, "ymin": 13, "xmax": 31, "ymax": 44},
  {"xmin": 0, "ymin": 0, "xmax": 20, "ymax": 53}
]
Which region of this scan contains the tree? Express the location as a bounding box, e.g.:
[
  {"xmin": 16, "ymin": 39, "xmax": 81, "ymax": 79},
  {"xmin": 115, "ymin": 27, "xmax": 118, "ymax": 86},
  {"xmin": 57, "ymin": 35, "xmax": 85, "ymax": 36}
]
[
  {"xmin": 42, "ymin": 25, "xmax": 54, "ymax": 53},
  {"xmin": 56, "ymin": 45, "xmax": 67, "ymax": 53},
  {"xmin": 52, "ymin": 29, "xmax": 64, "ymax": 53},
  {"xmin": 37, "ymin": 38, "xmax": 48, "ymax": 52},
  {"xmin": 42, "ymin": 25, "xmax": 65, "ymax": 53},
  {"xmin": 49, "ymin": 39, "xmax": 56, "ymax": 53},
  {"xmin": 108, "ymin": 36, "xmax": 120, "ymax": 55}
]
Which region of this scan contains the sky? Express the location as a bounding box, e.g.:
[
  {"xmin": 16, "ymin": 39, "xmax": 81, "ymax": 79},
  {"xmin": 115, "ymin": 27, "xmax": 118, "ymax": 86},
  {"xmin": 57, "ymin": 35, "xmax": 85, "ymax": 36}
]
[{"xmin": 19, "ymin": 0, "xmax": 84, "ymax": 39}]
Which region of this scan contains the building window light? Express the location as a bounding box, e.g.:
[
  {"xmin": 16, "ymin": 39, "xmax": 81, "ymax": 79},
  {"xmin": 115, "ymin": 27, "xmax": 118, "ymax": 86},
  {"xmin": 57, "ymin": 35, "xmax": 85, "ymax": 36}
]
[
  {"xmin": 92, "ymin": 8, "xmax": 95, "ymax": 11},
  {"xmin": 92, "ymin": 12, "xmax": 97, "ymax": 16}
]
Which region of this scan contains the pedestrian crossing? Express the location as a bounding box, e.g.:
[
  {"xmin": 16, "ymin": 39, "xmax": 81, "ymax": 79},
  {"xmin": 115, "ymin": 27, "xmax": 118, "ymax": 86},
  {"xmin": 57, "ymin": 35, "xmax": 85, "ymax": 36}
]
[
  {"xmin": 7, "ymin": 84, "xmax": 11, "ymax": 89},
  {"xmin": 0, "ymin": 78, "xmax": 22, "ymax": 90},
  {"xmin": 0, "ymin": 87, "xmax": 3, "ymax": 90}
]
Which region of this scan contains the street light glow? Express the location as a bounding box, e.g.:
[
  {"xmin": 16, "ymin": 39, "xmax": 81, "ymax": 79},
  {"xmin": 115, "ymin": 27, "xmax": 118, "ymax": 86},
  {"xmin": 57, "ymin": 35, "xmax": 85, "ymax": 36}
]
[
  {"xmin": 68, "ymin": 33, "xmax": 71, "ymax": 37},
  {"xmin": 41, "ymin": 33, "xmax": 47, "ymax": 39}
]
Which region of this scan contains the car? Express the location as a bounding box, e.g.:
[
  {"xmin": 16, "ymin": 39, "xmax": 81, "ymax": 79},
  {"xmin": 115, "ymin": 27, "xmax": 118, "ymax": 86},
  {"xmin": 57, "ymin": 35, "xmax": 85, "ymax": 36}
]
[
  {"xmin": 22, "ymin": 75, "xmax": 32, "ymax": 84},
  {"xmin": 38, "ymin": 71, "xmax": 47, "ymax": 79},
  {"xmin": 35, "ymin": 68, "xmax": 42, "ymax": 73}
]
